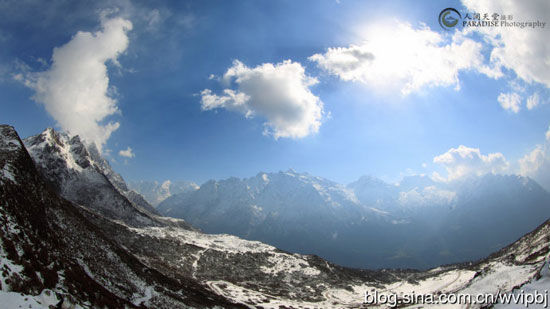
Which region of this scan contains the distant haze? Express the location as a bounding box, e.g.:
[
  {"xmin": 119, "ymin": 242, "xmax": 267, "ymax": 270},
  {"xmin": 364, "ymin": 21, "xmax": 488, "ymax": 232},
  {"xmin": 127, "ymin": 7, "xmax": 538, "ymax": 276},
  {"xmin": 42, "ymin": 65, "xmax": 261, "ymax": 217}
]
[{"xmin": 154, "ymin": 170, "xmax": 550, "ymax": 269}]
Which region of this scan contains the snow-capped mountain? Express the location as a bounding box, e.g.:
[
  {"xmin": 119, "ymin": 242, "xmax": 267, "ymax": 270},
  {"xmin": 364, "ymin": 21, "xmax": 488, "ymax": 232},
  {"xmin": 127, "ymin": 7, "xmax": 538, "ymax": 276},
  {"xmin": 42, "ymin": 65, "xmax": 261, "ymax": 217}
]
[
  {"xmin": 129, "ymin": 179, "xmax": 199, "ymax": 207},
  {"xmin": 159, "ymin": 170, "xmax": 550, "ymax": 269},
  {"xmin": 157, "ymin": 170, "xmax": 379, "ymax": 263},
  {"xmin": 159, "ymin": 169, "xmax": 362, "ymax": 222},
  {"xmin": 1, "ymin": 124, "xmax": 549, "ymax": 308},
  {"xmin": 347, "ymin": 175, "xmax": 400, "ymax": 211},
  {"xmin": 22, "ymin": 127, "xmax": 190, "ymax": 228}
]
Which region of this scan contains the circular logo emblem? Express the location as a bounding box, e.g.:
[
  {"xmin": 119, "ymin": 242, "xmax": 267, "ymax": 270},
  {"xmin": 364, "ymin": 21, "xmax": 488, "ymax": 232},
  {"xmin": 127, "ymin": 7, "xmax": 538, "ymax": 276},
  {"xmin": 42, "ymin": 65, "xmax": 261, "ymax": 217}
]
[{"xmin": 439, "ymin": 8, "xmax": 462, "ymax": 30}]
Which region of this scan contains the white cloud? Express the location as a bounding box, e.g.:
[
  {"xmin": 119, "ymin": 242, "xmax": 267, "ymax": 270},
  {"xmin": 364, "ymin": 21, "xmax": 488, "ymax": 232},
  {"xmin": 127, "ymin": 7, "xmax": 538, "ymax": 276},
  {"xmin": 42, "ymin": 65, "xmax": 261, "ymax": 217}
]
[
  {"xmin": 497, "ymin": 92, "xmax": 522, "ymax": 113},
  {"xmin": 519, "ymin": 145, "xmax": 545, "ymax": 176},
  {"xmin": 526, "ymin": 92, "xmax": 540, "ymax": 110},
  {"xmin": 430, "ymin": 171, "xmax": 447, "ymax": 183},
  {"xmin": 201, "ymin": 89, "xmax": 250, "ymax": 115},
  {"xmin": 145, "ymin": 9, "xmax": 162, "ymax": 31},
  {"xmin": 461, "ymin": 0, "xmax": 550, "ymax": 87},
  {"xmin": 433, "ymin": 145, "xmax": 509, "ymax": 180},
  {"xmin": 519, "ymin": 145, "xmax": 550, "ymax": 191},
  {"xmin": 309, "ymin": 21, "xmax": 489, "ymax": 95},
  {"xmin": 508, "ymin": 80, "xmax": 526, "ymax": 93},
  {"xmin": 201, "ymin": 60, "xmax": 324, "ymax": 139},
  {"xmin": 178, "ymin": 14, "xmax": 196, "ymax": 29},
  {"xmin": 517, "ymin": 125, "xmax": 550, "ymax": 191},
  {"xmin": 16, "ymin": 14, "xmax": 132, "ymax": 151},
  {"xmin": 118, "ymin": 146, "xmax": 135, "ymax": 158}
]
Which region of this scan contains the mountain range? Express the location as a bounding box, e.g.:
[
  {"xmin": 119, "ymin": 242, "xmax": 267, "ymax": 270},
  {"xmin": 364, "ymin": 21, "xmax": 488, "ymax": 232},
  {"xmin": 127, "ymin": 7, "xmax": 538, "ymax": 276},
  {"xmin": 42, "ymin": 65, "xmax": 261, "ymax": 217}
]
[
  {"xmin": 156, "ymin": 169, "xmax": 550, "ymax": 269},
  {"xmin": 1, "ymin": 124, "xmax": 549, "ymax": 308}
]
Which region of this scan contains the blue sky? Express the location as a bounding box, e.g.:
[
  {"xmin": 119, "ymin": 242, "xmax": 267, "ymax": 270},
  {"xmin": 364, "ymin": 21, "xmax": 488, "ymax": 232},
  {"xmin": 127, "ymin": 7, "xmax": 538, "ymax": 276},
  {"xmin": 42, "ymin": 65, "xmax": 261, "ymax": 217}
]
[{"xmin": 1, "ymin": 0, "xmax": 549, "ymax": 188}]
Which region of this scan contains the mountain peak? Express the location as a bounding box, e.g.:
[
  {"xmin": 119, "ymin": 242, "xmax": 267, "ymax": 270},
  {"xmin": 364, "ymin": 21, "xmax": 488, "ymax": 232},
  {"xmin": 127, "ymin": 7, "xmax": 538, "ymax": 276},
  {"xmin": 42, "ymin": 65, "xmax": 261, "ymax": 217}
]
[
  {"xmin": 398, "ymin": 174, "xmax": 436, "ymax": 191},
  {"xmin": 354, "ymin": 175, "xmax": 387, "ymax": 184},
  {"xmin": 284, "ymin": 168, "xmax": 298, "ymax": 175},
  {"xmin": 24, "ymin": 126, "xmax": 92, "ymax": 173},
  {"xmin": 22, "ymin": 127, "xmax": 165, "ymax": 226},
  {"xmin": 0, "ymin": 125, "xmax": 27, "ymax": 184},
  {"xmin": 0, "ymin": 124, "xmax": 23, "ymax": 151},
  {"xmin": 348, "ymin": 175, "xmax": 394, "ymax": 191}
]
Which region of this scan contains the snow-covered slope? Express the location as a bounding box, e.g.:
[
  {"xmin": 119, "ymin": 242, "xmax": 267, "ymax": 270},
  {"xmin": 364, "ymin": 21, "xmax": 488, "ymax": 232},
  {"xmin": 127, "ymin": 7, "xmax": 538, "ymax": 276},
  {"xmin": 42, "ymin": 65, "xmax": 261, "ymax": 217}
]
[
  {"xmin": 98, "ymin": 199, "xmax": 550, "ymax": 308},
  {"xmin": 494, "ymin": 260, "xmax": 550, "ymax": 309},
  {"xmin": 129, "ymin": 179, "xmax": 199, "ymax": 207}
]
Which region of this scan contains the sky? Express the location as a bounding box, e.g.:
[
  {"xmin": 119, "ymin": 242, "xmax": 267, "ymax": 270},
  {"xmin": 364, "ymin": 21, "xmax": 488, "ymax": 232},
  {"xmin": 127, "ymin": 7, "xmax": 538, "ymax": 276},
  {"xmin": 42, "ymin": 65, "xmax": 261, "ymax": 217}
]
[{"xmin": 1, "ymin": 0, "xmax": 549, "ymax": 189}]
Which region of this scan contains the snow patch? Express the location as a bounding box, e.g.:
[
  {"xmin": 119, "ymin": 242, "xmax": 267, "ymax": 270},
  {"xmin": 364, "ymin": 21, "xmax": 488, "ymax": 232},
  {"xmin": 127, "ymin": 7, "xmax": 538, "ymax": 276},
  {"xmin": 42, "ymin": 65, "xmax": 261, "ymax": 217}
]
[
  {"xmin": 260, "ymin": 254, "xmax": 320, "ymax": 277},
  {"xmin": 0, "ymin": 163, "xmax": 16, "ymax": 184},
  {"xmin": 0, "ymin": 239, "xmax": 25, "ymax": 291},
  {"xmin": 0, "ymin": 289, "xmax": 59, "ymax": 309},
  {"xmin": 494, "ymin": 261, "xmax": 550, "ymax": 308},
  {"xmin": 461, "ymin": 262, "xmax": 539, "ymax": 298},
  {"xmin": 130, "ymin": 226, "xmax": 275, "ymax": 254},
  {"xmin": 132, "ymin": 285, "xmax": 155, "ymax": 306}
]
